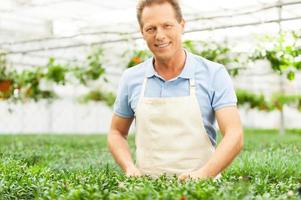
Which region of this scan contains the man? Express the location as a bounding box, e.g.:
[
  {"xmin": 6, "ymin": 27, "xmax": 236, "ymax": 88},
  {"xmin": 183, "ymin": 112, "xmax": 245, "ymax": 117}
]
[{"xmin": 108, "ymin": 0, "xmax": 243, "ymax": 181}]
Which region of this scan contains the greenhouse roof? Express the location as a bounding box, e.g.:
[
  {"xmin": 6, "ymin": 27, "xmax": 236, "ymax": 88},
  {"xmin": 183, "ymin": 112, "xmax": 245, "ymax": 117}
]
[
  {"xmin": 1, "ymin": 0, "xmax": 301, "ymax": 40},
  {"xmin": 1, "ymin": 0, "xmax": 301, "ymax": 68}
]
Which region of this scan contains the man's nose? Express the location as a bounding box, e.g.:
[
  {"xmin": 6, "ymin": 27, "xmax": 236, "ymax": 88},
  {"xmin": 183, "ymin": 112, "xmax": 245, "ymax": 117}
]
[{"xmin": 155, "ymin": 27, "xmax": 166, "ymax": 41}]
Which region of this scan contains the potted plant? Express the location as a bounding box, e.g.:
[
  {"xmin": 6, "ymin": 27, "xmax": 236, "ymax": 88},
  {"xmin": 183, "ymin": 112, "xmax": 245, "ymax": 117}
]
[
  {"xmin": 0, "ymin": 78, "xmax": 13, "ymax": 99},
  {"xmin": 0, "ymin": 52, "xmax": 15, "ymax": 100},
  {"xmin": 13, "ymin": 58, "xmax": 68, "ymax": 102}
]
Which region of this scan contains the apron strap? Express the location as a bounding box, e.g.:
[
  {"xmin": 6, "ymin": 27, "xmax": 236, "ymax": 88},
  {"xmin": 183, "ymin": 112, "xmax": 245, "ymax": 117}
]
[
  {"xmin": 139, "ymin": 77, "xmax": 148, "ymax": 99},
  {"xmin": 189, "ymin": 78, "xmax": 196, "ymax": 96}
]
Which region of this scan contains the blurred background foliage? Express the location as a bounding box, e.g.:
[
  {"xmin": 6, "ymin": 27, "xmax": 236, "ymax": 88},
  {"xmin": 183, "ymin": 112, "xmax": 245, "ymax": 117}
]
[{"xmin": 1, "ymin": 30, "xmax": 301, "ymax": 110}]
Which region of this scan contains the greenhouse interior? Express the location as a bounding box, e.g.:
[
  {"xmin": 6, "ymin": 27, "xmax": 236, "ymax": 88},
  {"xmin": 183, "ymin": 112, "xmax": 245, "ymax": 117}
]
[
  {"xmin": 1, "ymin": 0, "xmax": 301, "ymax": 133},
  {"xmin": 0, "ymin": 0, "xmax": 301, "ymax": 199}
]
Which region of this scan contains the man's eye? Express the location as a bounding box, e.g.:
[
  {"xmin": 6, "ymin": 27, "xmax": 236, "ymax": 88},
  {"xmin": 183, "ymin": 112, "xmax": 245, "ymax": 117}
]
[
  {"xmin": 146, "ymin": 28, "xmax": 155, "ymax": 33},
  {"xmin": 146, "ymin": 28, "xmax": 153, "ymax": 31},
  {"xmin": 165, "ymin": 24, "xmax": 173, "ymax": 28}
]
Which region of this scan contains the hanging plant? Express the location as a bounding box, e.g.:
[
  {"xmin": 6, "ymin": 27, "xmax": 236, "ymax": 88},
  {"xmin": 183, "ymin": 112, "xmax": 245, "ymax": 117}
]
[
  {"xmin": 72, "ymin": 48, "xmax": 106, "ymax": 85},
  {"xmin": 250, "ymin": 31, "xmax": 301, "ymax": 80},
  {"xmin": 13, "ymin": 65, "xmax": 56, "ymax": 102},
  {"xmin": 0, "ymin": 79, "xmax": 13, "ymax": 100},
  {"xmin": 44, "ymin": 57, "xmax": 67, "ymax": 85},
  {"xmin": 0, "ymin": 47, "xmax": 112, "ymax": 106},
  {"xmin": 5, "ymin": 57, "xmax": 68, "ymax": 102},
  {"xmin": 0, "ymin": 51, "xmax": 17, "ymax": 100}
]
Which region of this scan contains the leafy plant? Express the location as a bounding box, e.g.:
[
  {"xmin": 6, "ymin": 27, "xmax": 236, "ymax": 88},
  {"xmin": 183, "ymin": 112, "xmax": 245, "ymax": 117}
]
[
  {"xmin": 127, "ymin": 50, "xmax": 152, "ymax": 68},
  {"xmin": 0, "ymin": 51, "xmax": 18, "ymax": 99},
  {"xmin": 0, "ymin": 51, "xmax": 7, "ymax": 81},
  {"xmin": 72, "ymin": 48, "xmax": 106, "ymax": 85},
  {"xmin": 271, "ymin": 93, "xmax": 301, "ymax": 111},
  {"xmin": 6, "ymin": 57, "xmax": 68, "ymax": 102},
  {"xmin": 0, "ymin": 131, "xmax": 300, "ymax": 199},
  {"xmin": 183, "ymin": 40, "xmax": 244, "ymax": 76},
  {"xmin": 0, "ymin": 51, "xmax": 17, "ymax": 82},
  {"xmin": 236, "ymin": 89, "xmax": 272, "ymax": 111},
  {"xmin": 1, "ymin": 47, "xmax": 110, "ymax": 105},
  {"xmin": 236, "ymin": 89, "xmax": 301, "ymax": 111},
  {"xmin": 14, "ymin": 64, "xmax": 56, "ymax": 102},
  {"xmin": 44, "ymin": 57, "xmax": 67, "ymax": 85},
  {"xmin": 78, "ymin": 89, "xmax": 116, "ymax": 107},
  {"xmin": 250, "ymin": 31, "xmax": 301, "ymax": 80}
]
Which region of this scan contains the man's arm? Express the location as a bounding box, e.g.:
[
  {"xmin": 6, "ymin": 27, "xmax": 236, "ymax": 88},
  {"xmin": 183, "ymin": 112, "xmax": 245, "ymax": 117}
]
[
  {"xmin": 201, "ymin": 106, "xmax": 244, "ymax": 177},
  {"xmin": 179, "ymin": 106, "xmax": 243, "ymax": 180},
  {"xmin": 107, "ymin": 114, "xmax": 141, "ymax": 176}
]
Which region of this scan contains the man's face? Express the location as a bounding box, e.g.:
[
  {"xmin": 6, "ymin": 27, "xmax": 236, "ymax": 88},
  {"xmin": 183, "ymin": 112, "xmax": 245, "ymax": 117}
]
[{"xmin": 140, "ymin": 2, "xmax": 185, "ymax": 61}]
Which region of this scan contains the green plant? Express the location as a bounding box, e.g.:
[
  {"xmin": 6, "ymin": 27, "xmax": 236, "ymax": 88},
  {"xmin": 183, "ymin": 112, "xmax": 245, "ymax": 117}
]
[
  {"xmin": 0, "ymin": 51, "xmax": 17, "ymax": 81},
  {"xmin": 0, "ymin": 130, "xmax": 300, "ymax": 199},
  {"xmin": 0, "ymin": 51, "xmax": 7, "ymax": 81},
  {"xmin": 14, "ymin": 65, "xmax": 56, "ymax": 102},
  {"xmin": 236, "ymin": 89, "xmax": 273, "ymax": 111},
  {"xmin": 72, "ymin": 48, "xmax": 106, "ymax": 85},
  {"xmin": 0, "ymin": 47, "xmax": 112, "ymax": 106},
  {"xmin": 183, "ymin": 40, "xmax": 243, "ymax": 76},
  {"xmin": 236, "ymin": 89, "xmax": 301, "ymax": 111},
  {"xmin": 250, "ymin": 31, "xmax": 301, "ymax": 80},
  {"xmin": 0, "ymin": 66, "xmax": 7, "ymax": 81},
  {"xmin": 78, "ymin": 89, "xmax": 116, "ymax": 107},
  {"xmin": 127, "ymin": 50, "xmax": 152, "ymax": 68},
  {"xmin": 8, "ymin": 57, "xmax": 69, "ymax": 102},
  {"xmin": 271, "ymin": 93, "xmax": 301, "ymax": 111},
  {"xmin": 0, "ymin": 51, "xmax": 18, "ymax": 99},
  {"xmin": 45, "ymin": 57, "xmax": 67, "ymax": 85}
]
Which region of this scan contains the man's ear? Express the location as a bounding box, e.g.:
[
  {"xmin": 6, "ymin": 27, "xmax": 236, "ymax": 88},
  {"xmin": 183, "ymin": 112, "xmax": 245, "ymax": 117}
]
[
  {"xmin": 140, "ymin": 28, "xmax": 146, "ymax": 40},
  {"xmin": 180, "ymin": 19, "xmax": 185, "ymax": 34}
]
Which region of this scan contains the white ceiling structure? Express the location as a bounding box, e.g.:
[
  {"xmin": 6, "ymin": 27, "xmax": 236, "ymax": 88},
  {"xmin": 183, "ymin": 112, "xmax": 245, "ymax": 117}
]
[
  {"xmin": 1, "ymin": 1, "xmax": 301, "ymax": 133},
  {"xmin": 0, "ymin": 0, "xmax": 301, "ymax": 68}
]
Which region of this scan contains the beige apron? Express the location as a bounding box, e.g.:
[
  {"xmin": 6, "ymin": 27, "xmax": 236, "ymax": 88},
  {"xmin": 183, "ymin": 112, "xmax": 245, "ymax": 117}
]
[{"xmin": 135, "ymin": 77, "xmax": 215, "ymax": 177}]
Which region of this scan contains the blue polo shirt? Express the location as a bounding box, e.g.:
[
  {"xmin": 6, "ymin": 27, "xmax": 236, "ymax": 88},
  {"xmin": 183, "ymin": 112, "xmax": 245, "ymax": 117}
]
[{"xmin": 113, "ymin": 50, "xmax": 237, "ymax": 145}]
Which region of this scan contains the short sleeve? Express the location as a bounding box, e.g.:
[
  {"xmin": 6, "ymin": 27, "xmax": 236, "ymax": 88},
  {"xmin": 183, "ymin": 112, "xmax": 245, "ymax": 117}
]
[
  {"xmin": 211, "ymin": 65, "xmax": 237, "ymax": 111},
  {"xmin": 113, "ymin": 72, "xmax": 135, "ymax": 118}
]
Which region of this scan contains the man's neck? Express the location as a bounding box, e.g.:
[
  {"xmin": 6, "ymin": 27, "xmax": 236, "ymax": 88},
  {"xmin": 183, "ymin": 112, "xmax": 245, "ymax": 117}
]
[{"xmin": 153, "ymin": 49, "xmax": 186, "ymax": 81}]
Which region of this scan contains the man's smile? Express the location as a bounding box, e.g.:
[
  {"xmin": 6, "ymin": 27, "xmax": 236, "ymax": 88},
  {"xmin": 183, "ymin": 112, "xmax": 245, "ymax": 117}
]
[{"xmin": 155, "ymin": 42, "xmax": 171, "ymax": 49}]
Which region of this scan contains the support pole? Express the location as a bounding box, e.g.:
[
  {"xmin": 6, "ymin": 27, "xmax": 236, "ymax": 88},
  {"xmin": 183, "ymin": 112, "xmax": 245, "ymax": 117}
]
[{"xmin": 278, "ymin": 0, "xmax": 285, "ymax": 135}]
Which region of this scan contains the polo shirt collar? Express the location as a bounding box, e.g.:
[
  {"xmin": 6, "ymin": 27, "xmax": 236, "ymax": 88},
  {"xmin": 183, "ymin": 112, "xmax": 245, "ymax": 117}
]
[{"xmin": 145, "ymin": 49, "xmax": 195, "ymax": 79}]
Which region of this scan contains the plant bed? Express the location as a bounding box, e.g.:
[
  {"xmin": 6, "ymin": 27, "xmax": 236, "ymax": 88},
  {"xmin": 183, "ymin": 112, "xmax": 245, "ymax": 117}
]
[{"xmin": 0, "ymin": 129, "xmax": 300, "ymax": 199}]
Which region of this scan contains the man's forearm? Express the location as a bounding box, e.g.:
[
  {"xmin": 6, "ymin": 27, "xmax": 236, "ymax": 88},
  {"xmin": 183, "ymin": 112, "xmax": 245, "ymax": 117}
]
[
  {"xmin": 107, "ymin": 130, "xmax": 136, "ymax": 172},
  {"xmin": 201, "ymin": 130, "xmax": 243, "ymax": 177}
]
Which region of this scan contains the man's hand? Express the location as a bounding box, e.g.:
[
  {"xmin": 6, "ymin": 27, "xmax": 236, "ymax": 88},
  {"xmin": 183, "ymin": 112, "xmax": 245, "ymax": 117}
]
[
  {"xmin": 108, "ymin": 114, "xmax": 137, "ymax": 176},
  {"xmin": 125, "ymin": 165, "xmax": 142, "ymax": 177},
  {"xmin": 178, "ymin": 106, "xmax": 243, "ymax": 182},
  {"xmin": 178, "ymin": 168, "xmax": 211, "ymax": 181}
]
